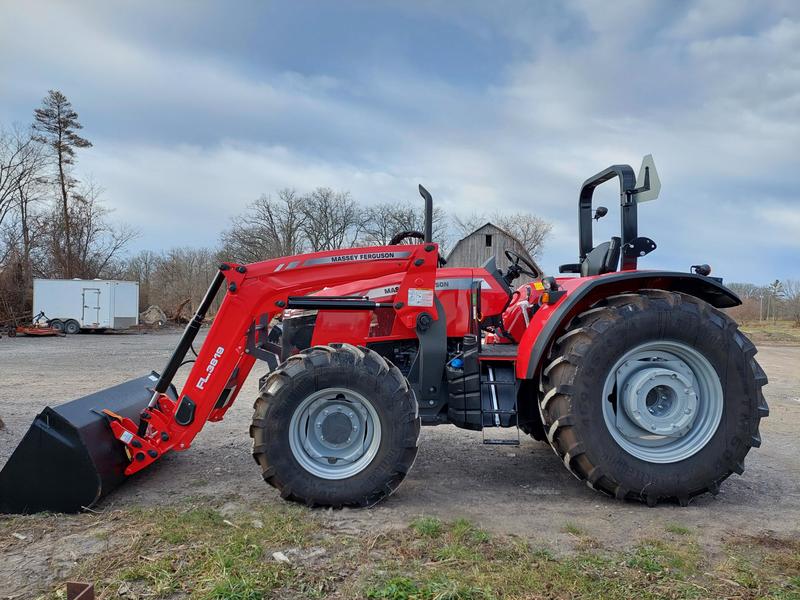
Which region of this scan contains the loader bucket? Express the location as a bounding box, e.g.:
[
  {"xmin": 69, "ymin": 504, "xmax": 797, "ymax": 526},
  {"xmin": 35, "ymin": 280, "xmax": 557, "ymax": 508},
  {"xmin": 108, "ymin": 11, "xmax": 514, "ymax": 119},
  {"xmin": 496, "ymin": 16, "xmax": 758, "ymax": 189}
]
[{"xmin": 0, "ymin": 372, "xmax": 176, "ymax": 514}]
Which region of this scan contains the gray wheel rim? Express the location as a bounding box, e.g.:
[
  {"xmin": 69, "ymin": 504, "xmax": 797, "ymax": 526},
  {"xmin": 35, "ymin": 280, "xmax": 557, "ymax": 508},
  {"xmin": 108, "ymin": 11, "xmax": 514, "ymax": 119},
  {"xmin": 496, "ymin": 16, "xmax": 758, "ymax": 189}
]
[
  {"xmin": 288, "ymin": 387, "xmax": 382, "ymax": 480},
  {"xmin": 601, "ymin": 340, "xmax": 723, "ymax": 464}
]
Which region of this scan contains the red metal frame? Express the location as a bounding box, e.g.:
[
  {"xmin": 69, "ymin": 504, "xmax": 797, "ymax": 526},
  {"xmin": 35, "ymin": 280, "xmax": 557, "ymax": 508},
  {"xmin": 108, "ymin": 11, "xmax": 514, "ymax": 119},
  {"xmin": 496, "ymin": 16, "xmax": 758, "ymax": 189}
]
[
  {"xmin": 102, "ymin": 238, "xmax": 691, "ymax": 478},
  {"xmin": 107, "ymin": 243, "xmax": 440, "ymax": 475}
]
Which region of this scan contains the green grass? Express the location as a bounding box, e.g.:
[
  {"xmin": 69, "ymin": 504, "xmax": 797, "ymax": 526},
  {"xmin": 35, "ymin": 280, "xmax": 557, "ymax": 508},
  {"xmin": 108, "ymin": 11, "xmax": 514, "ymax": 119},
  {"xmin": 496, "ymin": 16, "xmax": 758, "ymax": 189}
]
[
  {"xmin": 665, "ymin": 522, "xmax": 692, "ymax": 536},
  {"xmin": 362, "ymin": 520, "xmax": 800, "ymax": 600},
  {"xmin": 7, "ymin": 506, "xmax": 799, "ymax": 599},
  {"xmin": 411, "ymin": 516, "xmax": 444, "ymax": 538},
  {"xmin": 58, "ymin": 503, "xmax": 320, "ymax": 599}
]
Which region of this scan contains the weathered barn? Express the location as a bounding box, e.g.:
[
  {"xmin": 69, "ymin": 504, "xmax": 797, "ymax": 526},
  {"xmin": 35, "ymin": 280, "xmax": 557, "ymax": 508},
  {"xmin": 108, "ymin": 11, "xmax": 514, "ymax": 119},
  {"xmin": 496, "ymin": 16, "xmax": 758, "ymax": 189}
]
[{"xmin": 446, "ymin": 223, "xmax": 542, "ymax": 280}]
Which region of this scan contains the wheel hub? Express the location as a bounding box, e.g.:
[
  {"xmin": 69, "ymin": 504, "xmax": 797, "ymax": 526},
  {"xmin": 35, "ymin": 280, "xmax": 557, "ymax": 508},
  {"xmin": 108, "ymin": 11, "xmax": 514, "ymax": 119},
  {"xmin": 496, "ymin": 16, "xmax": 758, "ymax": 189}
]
[
  {"xmin": 317, "ymin": 407, "xmax": 359, "ymax": 447},
  {"xmin": 620, "ymin": 366, "xmax": 697, "ymax": 437},
  {"xmin": 289, "ymin": 388, "xmax": 381, "ymax": 479},
  {"xmin": 602, "ymin": 341, "xmax": 724, "ymax": 464}
]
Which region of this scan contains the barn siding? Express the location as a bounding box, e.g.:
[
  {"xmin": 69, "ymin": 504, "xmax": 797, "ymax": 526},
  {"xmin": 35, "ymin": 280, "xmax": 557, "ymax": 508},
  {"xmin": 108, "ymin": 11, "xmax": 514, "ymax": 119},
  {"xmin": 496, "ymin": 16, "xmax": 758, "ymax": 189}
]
[{"xmin": 446, "ymin": 223, "xmax": 541, "ymax": 280}]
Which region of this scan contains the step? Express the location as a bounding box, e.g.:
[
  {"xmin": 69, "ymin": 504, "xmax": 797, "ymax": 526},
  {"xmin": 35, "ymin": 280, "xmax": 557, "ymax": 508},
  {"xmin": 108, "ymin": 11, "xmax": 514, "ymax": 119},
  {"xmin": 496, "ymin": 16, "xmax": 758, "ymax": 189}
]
[{"xmin": 482, "ymin": 438, "xmax": 520, "ymax": 446}]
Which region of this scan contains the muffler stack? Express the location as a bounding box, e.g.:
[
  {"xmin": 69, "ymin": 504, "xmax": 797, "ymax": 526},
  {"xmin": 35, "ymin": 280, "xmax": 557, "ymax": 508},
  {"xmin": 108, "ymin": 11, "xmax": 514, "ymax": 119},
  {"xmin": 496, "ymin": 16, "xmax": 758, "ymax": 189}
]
[{"xmin": 0, "ymin": 373, "xmax": 175, "ymax": 513}]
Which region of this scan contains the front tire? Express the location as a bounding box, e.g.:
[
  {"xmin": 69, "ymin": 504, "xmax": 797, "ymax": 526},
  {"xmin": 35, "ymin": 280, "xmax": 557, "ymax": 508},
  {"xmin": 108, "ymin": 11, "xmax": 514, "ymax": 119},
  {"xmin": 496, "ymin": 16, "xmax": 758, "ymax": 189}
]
[
  {"xmin": 539, "ymin": 290, "xmax": 768, "ymax": 506},
  {"xmin": 250, "ymin": 344, "xmax": 420, "ymax": 508}
]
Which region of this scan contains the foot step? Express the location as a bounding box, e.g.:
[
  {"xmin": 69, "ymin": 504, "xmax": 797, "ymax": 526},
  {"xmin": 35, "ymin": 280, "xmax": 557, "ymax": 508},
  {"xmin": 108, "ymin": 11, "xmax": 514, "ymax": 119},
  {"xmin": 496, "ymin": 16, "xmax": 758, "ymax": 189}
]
[{"xmin": 482, "ymin": 439, "xmax": 520, "ymax": 446}]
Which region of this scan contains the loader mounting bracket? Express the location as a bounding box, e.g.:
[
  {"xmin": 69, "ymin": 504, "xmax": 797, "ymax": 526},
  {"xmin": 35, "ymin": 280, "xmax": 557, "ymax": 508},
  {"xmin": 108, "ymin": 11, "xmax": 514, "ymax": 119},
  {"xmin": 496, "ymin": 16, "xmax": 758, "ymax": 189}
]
[
  {"xmin": 246, "ymin": 314, "xmax": 280, "ymax": 372},
  {"xmin": 408, "ymin": 296, "xmax": 448, "ymax": 419}
]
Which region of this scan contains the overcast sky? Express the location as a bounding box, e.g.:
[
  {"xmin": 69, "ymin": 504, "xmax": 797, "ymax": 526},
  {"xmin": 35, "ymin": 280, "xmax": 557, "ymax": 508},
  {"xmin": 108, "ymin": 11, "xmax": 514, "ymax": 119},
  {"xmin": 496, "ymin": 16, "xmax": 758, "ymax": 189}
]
[{"xmin": 1, "ymin": 0, "xmax": 798, "ymax": 283}]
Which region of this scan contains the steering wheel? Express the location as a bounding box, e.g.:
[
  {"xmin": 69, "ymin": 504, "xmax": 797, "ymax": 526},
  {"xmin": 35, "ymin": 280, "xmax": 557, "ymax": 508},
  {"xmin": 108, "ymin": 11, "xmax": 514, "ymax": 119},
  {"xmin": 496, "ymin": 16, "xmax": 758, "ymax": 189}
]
[
  {"xmin": 389, "ymin": 230, "xmax": 447, "ymax": 266},
  {"xmin": 388, "ymin": 230, "xmax": 424, "ymax": 245},
  {"xmin": 504, "ymin": 249, "xmax": 540, "ymax": 278}
]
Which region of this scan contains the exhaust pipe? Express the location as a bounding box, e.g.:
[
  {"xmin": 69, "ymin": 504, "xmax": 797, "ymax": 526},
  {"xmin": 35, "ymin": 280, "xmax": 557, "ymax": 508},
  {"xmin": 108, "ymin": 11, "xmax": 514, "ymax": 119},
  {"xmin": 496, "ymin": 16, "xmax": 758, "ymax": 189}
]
[{"xmin": 0, "ymin": 373, "xmax": 177, "ymax": 513}]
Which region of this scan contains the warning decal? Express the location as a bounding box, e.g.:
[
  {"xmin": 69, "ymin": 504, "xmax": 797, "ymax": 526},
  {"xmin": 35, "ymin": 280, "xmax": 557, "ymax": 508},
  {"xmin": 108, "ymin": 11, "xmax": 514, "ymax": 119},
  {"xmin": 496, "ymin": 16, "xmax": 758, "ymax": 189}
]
[{"xmin": 407, "ymin": 288, "xmax": 434, "ymax": 307}]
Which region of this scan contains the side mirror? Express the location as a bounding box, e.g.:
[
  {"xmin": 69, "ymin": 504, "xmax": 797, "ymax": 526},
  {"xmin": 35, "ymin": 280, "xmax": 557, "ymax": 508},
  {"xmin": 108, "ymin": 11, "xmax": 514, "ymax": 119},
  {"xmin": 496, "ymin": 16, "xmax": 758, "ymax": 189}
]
[{"xmin": 632, "ymin": 154, "xmax": 661, "ymax": 203}]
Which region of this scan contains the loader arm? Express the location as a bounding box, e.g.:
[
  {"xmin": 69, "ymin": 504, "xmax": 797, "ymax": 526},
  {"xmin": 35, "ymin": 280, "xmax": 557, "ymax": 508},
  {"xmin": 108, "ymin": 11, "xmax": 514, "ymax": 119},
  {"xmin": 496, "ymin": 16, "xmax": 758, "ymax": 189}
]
[{"xmin": 107, "ymin": 243, "xmax": 440, "ymax": 476}]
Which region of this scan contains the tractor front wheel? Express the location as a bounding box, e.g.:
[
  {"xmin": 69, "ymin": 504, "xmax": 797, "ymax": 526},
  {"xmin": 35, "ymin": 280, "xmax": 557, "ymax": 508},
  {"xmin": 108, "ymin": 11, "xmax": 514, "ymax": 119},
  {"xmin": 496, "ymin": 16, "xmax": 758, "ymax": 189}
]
[
  {"xmin": 250, "ymin": 344, "xmax": 420, "ymax": 508},
  {"xmin": 539, "ymin": 290, "xmax": 768, "ymax": 506}
]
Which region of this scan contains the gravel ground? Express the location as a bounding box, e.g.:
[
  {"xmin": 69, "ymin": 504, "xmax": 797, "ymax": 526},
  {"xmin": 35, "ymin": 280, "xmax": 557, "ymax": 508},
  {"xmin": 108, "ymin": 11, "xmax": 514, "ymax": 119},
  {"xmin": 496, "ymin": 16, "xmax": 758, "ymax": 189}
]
[{"xmin": 0, "ymin": 330, "xmax": 798, "ymax": 574}]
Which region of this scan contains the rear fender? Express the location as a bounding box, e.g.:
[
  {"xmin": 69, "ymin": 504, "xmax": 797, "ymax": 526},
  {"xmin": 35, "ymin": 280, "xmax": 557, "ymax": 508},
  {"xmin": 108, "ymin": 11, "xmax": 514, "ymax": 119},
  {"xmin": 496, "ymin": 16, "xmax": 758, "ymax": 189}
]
[{"xmin": 515, "ymin": 271, "xmax": 741, "ymax": 380}]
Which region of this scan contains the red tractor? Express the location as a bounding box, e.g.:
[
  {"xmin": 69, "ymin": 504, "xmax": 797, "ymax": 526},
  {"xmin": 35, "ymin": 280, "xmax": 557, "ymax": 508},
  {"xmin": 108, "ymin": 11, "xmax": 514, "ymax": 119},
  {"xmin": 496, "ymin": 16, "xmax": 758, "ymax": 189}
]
[{"xmin": 0, "ymin": 156, "xmax": 768, "ymax": 513}]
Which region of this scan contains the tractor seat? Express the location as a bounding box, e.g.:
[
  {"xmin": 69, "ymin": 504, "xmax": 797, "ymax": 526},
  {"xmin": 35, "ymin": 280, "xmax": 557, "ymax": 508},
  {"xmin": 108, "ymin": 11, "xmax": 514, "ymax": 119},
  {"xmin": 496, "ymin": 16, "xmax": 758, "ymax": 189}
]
[{"xmin": 580, "ymin": 236, "xmax": 621, "ymax": 277}]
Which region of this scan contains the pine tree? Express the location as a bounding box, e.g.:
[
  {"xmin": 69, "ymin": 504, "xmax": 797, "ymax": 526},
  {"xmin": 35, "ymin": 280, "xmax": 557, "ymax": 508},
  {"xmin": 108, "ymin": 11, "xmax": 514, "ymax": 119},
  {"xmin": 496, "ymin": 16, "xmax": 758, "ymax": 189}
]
[{"xmin": 32, "ymin": 90, "xmax": 92, "ymax": 277}]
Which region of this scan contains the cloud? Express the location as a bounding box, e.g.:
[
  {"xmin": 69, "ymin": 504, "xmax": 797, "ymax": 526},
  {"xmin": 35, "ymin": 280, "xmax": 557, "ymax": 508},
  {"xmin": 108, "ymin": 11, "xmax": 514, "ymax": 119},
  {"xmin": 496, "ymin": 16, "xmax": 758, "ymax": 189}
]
[{"xmin": 1, "ymin": 1, "xmax": 797, "ymax": 283}]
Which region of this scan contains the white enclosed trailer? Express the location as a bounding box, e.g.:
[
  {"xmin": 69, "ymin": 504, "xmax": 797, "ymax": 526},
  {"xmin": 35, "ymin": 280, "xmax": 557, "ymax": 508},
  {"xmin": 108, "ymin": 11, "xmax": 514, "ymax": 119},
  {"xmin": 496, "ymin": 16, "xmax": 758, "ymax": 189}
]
[{"xmin": 33, "ymin": 279, "xmax": 139, "ymax": 333}]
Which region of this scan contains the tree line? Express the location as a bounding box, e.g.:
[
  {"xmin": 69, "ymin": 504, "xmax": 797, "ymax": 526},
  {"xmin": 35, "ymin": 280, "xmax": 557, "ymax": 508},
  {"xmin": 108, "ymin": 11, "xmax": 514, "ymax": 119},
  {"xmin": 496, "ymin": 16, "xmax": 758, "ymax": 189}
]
[
  {"xmin": 727, "ymin": 280, "xmax": 800, "ymax": 326},
  {"xmin": 1, "ymin": 91, "xmax": 553, "ymax": 323}
]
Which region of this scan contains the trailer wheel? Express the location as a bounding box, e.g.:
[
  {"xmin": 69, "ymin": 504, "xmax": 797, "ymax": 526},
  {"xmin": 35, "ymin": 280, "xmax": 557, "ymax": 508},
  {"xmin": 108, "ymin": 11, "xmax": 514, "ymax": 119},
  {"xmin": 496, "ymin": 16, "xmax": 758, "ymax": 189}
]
[
  {"xmin": 49, "ymin": 319, "xmax": 64, "ymax": 332},
  {"xmin": 539, "ymin": 290, "xmax": 768, "ymax": 506},
  {"xmin": 250, "ymin": 343, "xmax": 420, "ymax": 508},
  {"xmin": 64, "ymin": 320, "xmax": 80, "ymax": 335}
]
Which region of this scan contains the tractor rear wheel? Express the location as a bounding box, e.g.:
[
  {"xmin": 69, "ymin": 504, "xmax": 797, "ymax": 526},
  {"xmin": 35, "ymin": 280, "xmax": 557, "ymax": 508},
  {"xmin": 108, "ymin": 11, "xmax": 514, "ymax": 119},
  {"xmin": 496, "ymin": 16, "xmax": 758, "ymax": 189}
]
[
  {"xmin": 250, "ymin": 343, "xmax": 420, "ymax": 508},
  {"xmin": 539, "ymin": 290, "xmax": 768, "ymax": 506}
]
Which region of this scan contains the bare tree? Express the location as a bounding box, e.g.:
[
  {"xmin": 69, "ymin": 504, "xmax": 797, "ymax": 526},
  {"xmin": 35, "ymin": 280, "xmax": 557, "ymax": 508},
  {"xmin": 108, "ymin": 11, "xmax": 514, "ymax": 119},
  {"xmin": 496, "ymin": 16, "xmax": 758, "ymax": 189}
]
[
  {"xmin": 362, "ymin": 201, "xmax": 449, "ymax": 251},
  {"xmin": 493, "ymin": 213, "xmax": 552, "ymax": 260},
  {"xmin": 361, "ymin": 202, "xmax": 404, "ymax": 246},
  {"xmin": 151, "ymin": 247, "xmax": 220, "ymax": 320},
  {"xmin": 40, "ymin": 182, "xmax": 137, "ymax": 279},
  {"xmin": 782, "ymin": 280, "xmax": 800, "ymax": 326},
  {"xmin": 0, "ymin": 126, "xmax": 44, "ymax": 232},
  {"xmin": 300, "ymin": 188, "xmax": 361, "ymax": 251},
  {"xmin": 452, "ymin": 212, "xmax": 485, "ymax": 239},
  {"xmin": 32, "ymin": 90, "xmax": 92, "ymax": 277},
  {"xmin": 220, "ymin": 189, "xmax": 307, "ymax": 263},
  {"xmin": 125, "ymin": 250, "xmax": 160, "ymax": 308},
  {"xmin": 728, "ymin": 282, "xmax": 765, "ymax": 301},
  {"xmin": 0, "ymin": 126, "xmax": 47, "ymax": 317}
]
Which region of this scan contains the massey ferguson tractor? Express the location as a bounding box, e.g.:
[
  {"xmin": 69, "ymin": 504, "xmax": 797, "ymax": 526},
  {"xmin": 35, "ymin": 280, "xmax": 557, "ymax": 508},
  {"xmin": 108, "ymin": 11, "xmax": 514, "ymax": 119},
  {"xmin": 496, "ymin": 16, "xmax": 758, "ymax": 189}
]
[{"xmin": 0, "ymin": 156, "xmax": 768, "ymax": 512}]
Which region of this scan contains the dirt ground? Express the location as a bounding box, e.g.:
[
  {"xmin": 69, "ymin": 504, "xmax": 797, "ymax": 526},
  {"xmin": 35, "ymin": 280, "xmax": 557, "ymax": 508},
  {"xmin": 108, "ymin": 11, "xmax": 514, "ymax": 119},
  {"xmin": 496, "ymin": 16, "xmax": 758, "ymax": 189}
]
[{"xmin": 1, "ymin": 330, "xmax": 799, "ymax": 596}]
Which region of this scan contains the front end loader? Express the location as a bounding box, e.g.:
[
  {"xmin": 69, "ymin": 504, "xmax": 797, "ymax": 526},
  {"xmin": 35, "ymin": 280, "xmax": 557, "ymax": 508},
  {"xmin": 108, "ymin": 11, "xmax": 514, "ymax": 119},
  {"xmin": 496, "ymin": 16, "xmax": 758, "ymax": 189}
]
[{"xmin": 0, "ymin": 156, "xmax": 768, "ymax": 512}]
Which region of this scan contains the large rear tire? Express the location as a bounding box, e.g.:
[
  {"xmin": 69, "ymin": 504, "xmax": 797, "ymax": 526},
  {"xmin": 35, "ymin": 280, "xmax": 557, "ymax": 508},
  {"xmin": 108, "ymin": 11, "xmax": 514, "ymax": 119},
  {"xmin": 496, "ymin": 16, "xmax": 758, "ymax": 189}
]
[
  {"xmin": 250, "ymin": 343, "xmax": 420, "ymax": 508},
  {"xmin": 539, "ymin": 290, "xmax": 768, "ymax": 506}
]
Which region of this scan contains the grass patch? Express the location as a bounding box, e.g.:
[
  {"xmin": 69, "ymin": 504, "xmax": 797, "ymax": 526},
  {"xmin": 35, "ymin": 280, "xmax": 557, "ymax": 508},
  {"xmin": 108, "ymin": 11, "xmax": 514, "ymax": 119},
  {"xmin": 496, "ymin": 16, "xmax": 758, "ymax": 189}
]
[
  {"xmin": 56, "ymin": 502, "xmax": 322, "ymax": 599},
  {"xmin": 665, "ymin": 522, "xmax": 692, "ymax": 536},
  {"xmin": 411, "ymin": 516, "xmax": 444, "ymax": 538},
  {"xmin": 363, "ymin": 520, "xmax": 799, "ymax": 600},
  {"xmin": 7, "ymin": 507, "xmax": 798, "ymax": 599},
  {"xmin": 366, "ymin": 575, "xmax": 490, "ymax": 600},
  {"xmin": 563, "ymin": 521, "xmax": 583, "ymax": 536}
]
